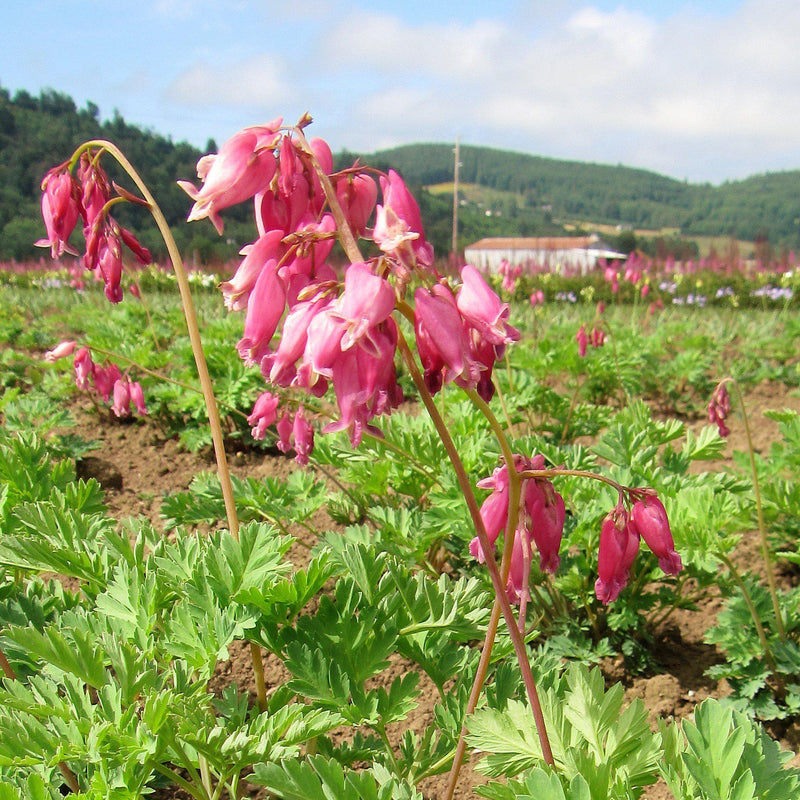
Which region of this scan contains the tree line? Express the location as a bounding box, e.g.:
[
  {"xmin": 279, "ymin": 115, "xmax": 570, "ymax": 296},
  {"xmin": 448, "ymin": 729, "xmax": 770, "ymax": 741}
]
[{"xmin": 1, "ymin": 87, "xmax": 798, "ymax": 265}]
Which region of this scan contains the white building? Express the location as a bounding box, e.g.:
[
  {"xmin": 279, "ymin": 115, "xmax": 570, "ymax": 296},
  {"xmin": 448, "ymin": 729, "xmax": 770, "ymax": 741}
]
[{"xmin": 464, "ymin": 235, "xmax": 626, "ymax": 275}]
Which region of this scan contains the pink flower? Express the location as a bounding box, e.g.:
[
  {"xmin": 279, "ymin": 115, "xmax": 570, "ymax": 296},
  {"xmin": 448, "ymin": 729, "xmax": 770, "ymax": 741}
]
[
  {"xmin": 505, "ymin": 530, "xmax": 534, "ymax": 604},
  {"xmin": 179, "ymin": 121, "xmax": 282, "ymax": 234},
  {"xmin": 525, "ymin": 477, "xmax": 565, "ymax": 574},
  {"xmin": 276, "ymin": 412, "xmax": 293, "ymax": 453},
  {"xmin": 36, "ymin": 167, "xmax": 81, "ymax": 258},
  {"xmin": 595, "ymin": 505, "xmax": 640, "ymax": 604},
  {"xmin": 237, "ymin": 260, "xmax": 286, "ymax": 366},
  {"xmin": 129, "ymin": 381, "xmax": 147, "ymax": 416},
  {"xmin": 85, "ymin": 220, "xmax": 151, "ymax": 303},
  {"xmin": 77, "ymin": 152, "xmax": 111, "ymax": 229},
  {"xmin": 624, "ymin": 266, "xmax": 641, "ymax": 285},
  {"xmin": 45, "ymin": 340, "xmax": 77, "ymax": 362},
  {"xmin": 292, "ymin": 406, "xmax": 314, "ymax": 465},
  {"xmin": 529, "ymin": 290, "xmax": 545, "ymax": 307},
  {"xmin": 254, "ymin": 180, "xmax": 310, "ymax": 238},
  {"xmin": 267, "ymin": 294, "xmax": 331, "ymax": 386},
  {"xmin": 220, "ymin": 230, "xmax": 285, "ymax": 312},
  {"xmin": 322, "ymin": 321, "xmax": 402, "ymax": 447},
  {"xmin": 118, "ymin": 226, "xmax": 151, "ymax": 266},
  {"xmin": 469, "ymin": 482, "xmax": 510, "ymax": 563},
  {"xmin": 414, "ymin": 284, "xmax": 481, "ymax": 395},
  {"xmin": 304, "ymin": 307, "xmax": 347, "ymax": 382},
  {"xmin": 248, "ymin": 391, "xmax": 280, "ymax": 440},
  {"xmin": 457, "ymin": 265, "xmax": 520, "ymax": 349},
  {"xmin": 591, "ymin": 327, "xmax": 605, "ymax": 349},
  {"xmin": 641, "ymin": 284, "xmax": 650, "ymax": 298},
  {"xmin": 708, "ymin": 383, "xmax": 731, "ymax": 438},
  {"xmin": 93, "ymin": 230, "xmax": 124, "ymax": 303},
  {"xmin": 93, "ymin": 363, "xmax": 123, "ymax": 403},
  {"xmin": 336, "ymin": 172, "xmax": 377, "ymax": 237},
  {"xmin": 630, "ymin": 493, "xmax": 682, "ymax": 575},
  {"xmin": 111, "ymin": 378, "xmax": 132, "ymax": 418},
  {"xmin": 576, "ymin": 325, "xmax": 588, "ymax": 357},
  {"xmin": 469, "ymin": 455, "xmax": 566, "ymax": 603},
  {"xmin": 329, "ymin": 262, "xmax": 395, "ymax": 354},
  {"xmin": 373, "ymin": 169, "xmax": 434, "ymax": 272},
  {"xmin": 73, "ymin": 347, "xmax": 94, "ymax": 390}
]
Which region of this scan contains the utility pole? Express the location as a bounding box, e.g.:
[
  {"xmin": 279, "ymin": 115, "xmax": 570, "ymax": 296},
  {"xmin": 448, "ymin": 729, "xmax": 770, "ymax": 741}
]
[{"xmin": 452, "ymin": 138, "xmax": 461, "ymax": 268}]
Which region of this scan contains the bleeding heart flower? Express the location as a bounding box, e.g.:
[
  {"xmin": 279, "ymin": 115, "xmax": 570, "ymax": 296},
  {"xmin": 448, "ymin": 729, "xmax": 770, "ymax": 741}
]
[
  {"xmin": 595, "ymin": 505, "xmax": 640, "ymax": 604},
  {"xmin": 179, "ymin": 121, "xmax": 282, "ymax": 234},
  {"xmin": 36, "ymin": 167, "xmax": 82, "ymax": 258},
  {"xmin": 630, "ymin": 492, "xmax": 682, "ymax": 575}
]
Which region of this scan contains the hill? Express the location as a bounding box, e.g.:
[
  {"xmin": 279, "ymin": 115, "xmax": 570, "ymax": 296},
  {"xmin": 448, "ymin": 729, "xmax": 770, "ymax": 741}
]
[
  {"xmin": 1, "ymin": 87, "xmax": 798, "ymax": 263},
  {"xmin": 355, "ymin": 143, "xmax": 800, "ymax": 254},
  {"xmin": 0, "ymin": 87, "xmax": 253, "ymax": 263}
]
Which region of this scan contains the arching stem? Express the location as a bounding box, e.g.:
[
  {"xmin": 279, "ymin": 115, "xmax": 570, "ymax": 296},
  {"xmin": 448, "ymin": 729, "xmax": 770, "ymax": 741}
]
[{"xmin": 72, "ymin": 141, "xmax": 270, "ymax": 712}]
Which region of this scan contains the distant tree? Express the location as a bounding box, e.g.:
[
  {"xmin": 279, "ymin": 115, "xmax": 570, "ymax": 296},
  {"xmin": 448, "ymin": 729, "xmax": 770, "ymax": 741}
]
[{"xmin": 2, "ymin": 217, "xmax": 43, "ymax": 260}]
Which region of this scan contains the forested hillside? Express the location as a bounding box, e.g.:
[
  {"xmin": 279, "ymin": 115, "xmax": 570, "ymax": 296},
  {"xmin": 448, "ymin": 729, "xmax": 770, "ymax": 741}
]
[
  {"xmin": 362, "ymin": 143, "xmax": 800, "ymax": 250},
  {"xmin": 0, "ymin": 87, "xmax": 252, "ymax": 262},
  {"xmin": 1, "ymin": 87, "xmax": 799, "ymax": 263}
]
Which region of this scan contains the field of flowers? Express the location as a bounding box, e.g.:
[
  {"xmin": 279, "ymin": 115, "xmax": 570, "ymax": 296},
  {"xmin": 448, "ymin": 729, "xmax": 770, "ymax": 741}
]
[{"xmin": 0, "ymin": 119, "xmax": 799, "ymax": 800}]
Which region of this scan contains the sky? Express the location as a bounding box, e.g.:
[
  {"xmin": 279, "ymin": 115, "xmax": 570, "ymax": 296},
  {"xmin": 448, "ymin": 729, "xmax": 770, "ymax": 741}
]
[{"xmin": 4, "ymin": 0, "xmax": 799, "ymax": 184}]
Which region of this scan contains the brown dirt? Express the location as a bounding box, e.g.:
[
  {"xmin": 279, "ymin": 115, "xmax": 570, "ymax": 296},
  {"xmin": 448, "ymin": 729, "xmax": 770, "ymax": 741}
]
[{"xmin": 61, "ymin": 380, "xmax": 800, "ymax": 799}]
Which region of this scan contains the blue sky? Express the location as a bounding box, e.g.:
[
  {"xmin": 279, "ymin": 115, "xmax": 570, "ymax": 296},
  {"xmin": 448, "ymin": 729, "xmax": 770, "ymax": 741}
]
[{"xmin": 4, "ymin": 0, "xmax": 798, "ymax": 183}]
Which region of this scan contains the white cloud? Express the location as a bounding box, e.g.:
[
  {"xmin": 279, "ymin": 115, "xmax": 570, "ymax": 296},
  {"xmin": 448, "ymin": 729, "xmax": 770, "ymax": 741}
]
[
  {"xmin": 311, "ymin": 0, "xmax": 800, "ymax": 180},
  {"xmin": 323, "ymin": 11, "xmax": 507, "ymax": 80},
  {"xmin": 166, "ymin": 53, "xmax": 291, "ymax": 108},
  {"xmin": 118, "ymin": 0, "xmax": 800, "ymax": 181}
]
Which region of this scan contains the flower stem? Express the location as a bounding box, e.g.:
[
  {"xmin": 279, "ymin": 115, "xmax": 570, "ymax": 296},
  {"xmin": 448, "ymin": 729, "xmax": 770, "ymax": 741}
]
[
  {"xmin": 395, "ymin": 332, "xmax": 554, "ymax": 792},
  {"xmin": 74, "ymin": 141, "xmax": 269, "ymax": 711},
  {"xmin": 719, "ymin": 553, "xmax": 779, "ymax": 675},
  {"xmin": 78, "ymin": 140, "xmax": 240, "ymax": 540},
  {"xmin": 728, "ymin": 379, "xmax": 785, "ymax": 640},
  {"xmin": 0, "ymin": 643, "xmax": 14, "ymax": 679}
]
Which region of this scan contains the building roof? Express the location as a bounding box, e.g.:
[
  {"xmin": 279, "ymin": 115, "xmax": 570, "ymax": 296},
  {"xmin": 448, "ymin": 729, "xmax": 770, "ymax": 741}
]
[{"xmin": 465, "ymin": 236, "xmax": 602, "ymax": 251}]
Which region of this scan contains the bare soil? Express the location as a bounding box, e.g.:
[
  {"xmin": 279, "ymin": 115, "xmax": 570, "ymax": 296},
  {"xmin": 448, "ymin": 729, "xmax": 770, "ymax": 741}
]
[{"xmin": 65, "ymin": 380, "xmax": 800, "ymax": 799}]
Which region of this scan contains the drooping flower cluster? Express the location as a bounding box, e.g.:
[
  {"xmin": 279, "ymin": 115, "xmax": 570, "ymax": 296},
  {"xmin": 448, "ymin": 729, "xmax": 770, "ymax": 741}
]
[
  {"xmin": 497, "ymin": 259, "xmax": 523, "ymax": 294},
  {"xmin": 180, "ymin": 119, "xmax": 515, "ymax": 451},
  {"xmin": 529, "ymin": 289, "xmax": 545, "ymax": 307},
  {"xmin": 595, "ymin": 491, "xmax": 682, "ymax": 604},
  {"xmin": 415, "ymin": 265, "xmax": 519, "ymax": 401},
  {"xmin": 36, "ymin": 154, "xmax": 152, "ymax": 302},
  {"xmin": 469, "ymin": 455, "xmax": 566, "ymax": 604},
  {"xmin": 45, "ymin": 340, "xmax": 147, "ymax": 418},
  {"xmin": 246, "ymin": 391, "xmax": 314, "ymax": 465},
  {"xmin": 604, "ymin": 265, "xmax": 620, "ymax": 294},
  {"xmin": 708, "ymin": 382, "xmax": 731, "ymax": 437},
  {"xmin": 467, "ymin": 453, "xmax": 682, "ymax": 606},
  {"xmin": 576, "ymin": 323, "xmax": 605, "ymax": 357}
]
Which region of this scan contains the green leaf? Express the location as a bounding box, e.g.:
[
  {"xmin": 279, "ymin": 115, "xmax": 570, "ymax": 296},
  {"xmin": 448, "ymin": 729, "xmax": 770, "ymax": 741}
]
[
  {"xmin": 252, "ymin": 756, "xmax": 423, "ymax": 800},
  {"xmin": 683, "ymin": 424, "xmax": 726, "ymax": 461},
  {"xmin": 5, "ymin": 625, "xmax": 107, "ymax": 689},
  {"xmin": 466, "ymin": 700, "xmax": 545, "ymax": 778}
]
